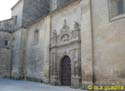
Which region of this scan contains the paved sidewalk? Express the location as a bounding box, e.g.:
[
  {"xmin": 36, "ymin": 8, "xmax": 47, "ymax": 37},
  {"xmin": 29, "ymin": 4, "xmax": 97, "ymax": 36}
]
[{"xmin": 0, "ymin": 78, "xmax": 86, "ymax": 91}]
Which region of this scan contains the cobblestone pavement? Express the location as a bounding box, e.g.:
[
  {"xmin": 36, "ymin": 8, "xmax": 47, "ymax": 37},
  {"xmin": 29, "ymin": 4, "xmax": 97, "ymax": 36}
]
[{"xmin": 0, "ymin": 78, "xmax": 86, "ymax": 91}]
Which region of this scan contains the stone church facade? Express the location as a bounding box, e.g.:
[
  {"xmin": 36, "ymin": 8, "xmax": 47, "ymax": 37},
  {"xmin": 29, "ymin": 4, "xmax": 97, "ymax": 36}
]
[{"xmin": 0, "ymin": 0, "xmax": 125, "ymax": 89}]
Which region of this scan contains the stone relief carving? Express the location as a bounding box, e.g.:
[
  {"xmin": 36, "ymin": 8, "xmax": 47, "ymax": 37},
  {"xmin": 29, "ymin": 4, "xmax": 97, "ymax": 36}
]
[
  {"xmin": 50, "ymin": 20, "xmax": 81, "ymax": 48},
  {"xmin": 50, "ymin": 20, "xmax": 81, "ymax": 86},
  {"xmin": 52, "ymin": 29, "xmax": 57, "ymax": 37},
  {"xmin": 60, "ymin": 34, "xmax": 70, "ymax": 41},
  {"xmin": 61, "ymin": 20, "xmax": 70, "ymax": 32},
  {"xmin": 74, "ymin": 21, "xmax": 80, "ymax": 31}
]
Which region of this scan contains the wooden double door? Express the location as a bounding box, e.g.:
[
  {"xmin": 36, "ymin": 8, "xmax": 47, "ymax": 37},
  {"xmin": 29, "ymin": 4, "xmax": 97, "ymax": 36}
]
[{"xmin": 61, "ymin": 56, "xmax": 71, "ymax": 86}]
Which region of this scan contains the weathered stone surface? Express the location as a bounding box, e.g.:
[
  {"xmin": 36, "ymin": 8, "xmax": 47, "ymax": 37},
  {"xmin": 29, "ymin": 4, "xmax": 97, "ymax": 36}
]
[
  {"xmin": 92, "ymin": 0, "xmax": 125, "ymax": 84},
  {"xmin": 11, "ymin": 28, "xmax": 28, "ymax": 78},
  {"xmin": 25, "ymin": 16, "xmax": 50, "ymax": 83}
]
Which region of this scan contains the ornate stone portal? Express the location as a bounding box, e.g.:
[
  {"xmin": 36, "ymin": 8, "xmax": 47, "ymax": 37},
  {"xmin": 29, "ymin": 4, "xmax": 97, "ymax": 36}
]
[{"xmin": 50, "ymin": 20, "xmax": 81, "ymax": 87}]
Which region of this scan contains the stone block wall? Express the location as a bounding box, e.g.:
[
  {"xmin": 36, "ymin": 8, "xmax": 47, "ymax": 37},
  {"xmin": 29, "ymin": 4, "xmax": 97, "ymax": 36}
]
[
  {"xmin": 0, "ymin": 32, "xmax": 12, "ymax": 77},
  {"xmin": 25, "ymin": 16, "xmax": 50, "ymax": 83},
  {"xmin": 11, "ymin": 28, "xmax": 28, "ymax": 79},
  {"xmin": 92, "ymin": 0, "xmax": 125, "ymax": 84}
]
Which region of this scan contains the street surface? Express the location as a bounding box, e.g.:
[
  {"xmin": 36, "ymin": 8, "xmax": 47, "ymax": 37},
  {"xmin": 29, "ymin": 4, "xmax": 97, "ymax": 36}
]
[{"xmin": 0, "ymin": 78, "xmax": 86, "ymax": 91}]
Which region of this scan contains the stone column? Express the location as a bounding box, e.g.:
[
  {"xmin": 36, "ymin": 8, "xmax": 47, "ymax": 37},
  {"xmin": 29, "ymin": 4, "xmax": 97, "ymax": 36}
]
[{"xmin": 71, "ymin": 49, "xmax": 82, "ymax": 88}]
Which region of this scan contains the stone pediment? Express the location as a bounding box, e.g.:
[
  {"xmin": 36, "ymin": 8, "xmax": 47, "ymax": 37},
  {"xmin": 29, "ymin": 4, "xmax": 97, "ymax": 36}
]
[{"xmin": 50, "ymin": 20, "xmax": 81, "ymax": 48}]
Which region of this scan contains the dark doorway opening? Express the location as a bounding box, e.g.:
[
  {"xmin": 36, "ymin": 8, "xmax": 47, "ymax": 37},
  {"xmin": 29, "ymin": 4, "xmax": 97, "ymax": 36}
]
[{"xmin": 61, "ymin": 56, "xmax": 71, "ymax": 86}]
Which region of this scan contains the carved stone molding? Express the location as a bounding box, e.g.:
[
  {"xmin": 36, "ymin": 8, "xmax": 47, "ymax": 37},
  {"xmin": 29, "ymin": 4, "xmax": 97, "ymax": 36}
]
[
  {"xmin": 61, "ymin": 20, "xmax": 70, "ymax": 32},
  {"xmin": 50, "ymin": 20, "xmax": 81, "ymax": 49},
  {"xmin": 50, "ymin": 20, "xmax": 81, "ymax": 86}
]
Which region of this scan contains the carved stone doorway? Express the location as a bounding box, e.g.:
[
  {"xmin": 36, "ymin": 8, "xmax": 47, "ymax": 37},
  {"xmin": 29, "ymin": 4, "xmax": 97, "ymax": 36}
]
[{"xmin": 61, "ymin": 56, "xmax": 71, "ymax": 86}]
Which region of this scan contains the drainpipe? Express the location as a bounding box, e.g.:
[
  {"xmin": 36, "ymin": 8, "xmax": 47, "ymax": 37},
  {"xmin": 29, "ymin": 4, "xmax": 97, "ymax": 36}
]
[
  {"xmin": 10, "ymin": 34, "xmax": 14, "ymax": 78},
  {"xmin": 49, "ymin": 14, "xmax": 52, "ymax": 84},
  {"xmin": 90, "ymin": 0, "xmax": 96, "ymax": 84},
  {"xmin": 10, "ymin": 48, "xmax": 13, "ymax": 78}
]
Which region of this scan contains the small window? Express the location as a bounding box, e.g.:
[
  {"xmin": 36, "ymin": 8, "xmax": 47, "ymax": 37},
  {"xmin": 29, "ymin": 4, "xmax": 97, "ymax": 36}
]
[
  {"xmin": 4, "ymin": 40, "xmax": 9, "ymax": 46},
  {"xmin": 12, "ymin": 16, "xmax": 17, "ymax": 25},
  {"xmin": 109, "ymin": 0, "xmax": 125, "ymax": 18},
  {"xmin": 14, "ymin": 16, "xmax": 17, "ymax": 25},
  {"xmin": 34, "ymin": 30, "xmax": 39, "ymax": 45}
]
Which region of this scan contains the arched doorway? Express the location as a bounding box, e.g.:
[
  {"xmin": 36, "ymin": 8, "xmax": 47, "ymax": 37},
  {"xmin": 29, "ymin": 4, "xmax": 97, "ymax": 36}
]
[{"xmin": 61, "ymin": 56, "xmax": 71, "ymax": 86}]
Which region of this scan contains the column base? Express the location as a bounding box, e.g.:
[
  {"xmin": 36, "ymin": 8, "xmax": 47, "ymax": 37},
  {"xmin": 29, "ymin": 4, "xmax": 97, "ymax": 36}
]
[
  {"xmin": 71, "ymin": 76, "xmax": 82, "ymax": 88},
  {"xmin": 50, "ymin": 75, "xmax": 60, "ymax": 85}
]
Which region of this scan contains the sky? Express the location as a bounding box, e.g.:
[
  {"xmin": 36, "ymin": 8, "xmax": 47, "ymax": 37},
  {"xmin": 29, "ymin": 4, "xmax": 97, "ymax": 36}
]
[{"xmin": 0, "ymin": 0, "xmax": 19, "ymax": 21}]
